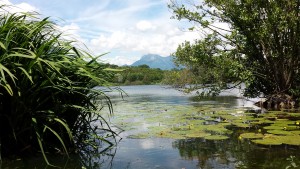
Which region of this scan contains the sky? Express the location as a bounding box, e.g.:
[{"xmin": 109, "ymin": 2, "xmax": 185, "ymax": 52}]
[{"xmin": 3, "ymin": 0, "xmax": 200, "ymax": 65}]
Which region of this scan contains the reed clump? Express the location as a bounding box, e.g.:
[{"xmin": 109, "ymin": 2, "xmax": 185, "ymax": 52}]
[{"xmin": 0, "ymin": 6, "xmax": 116, "ymax": 164}]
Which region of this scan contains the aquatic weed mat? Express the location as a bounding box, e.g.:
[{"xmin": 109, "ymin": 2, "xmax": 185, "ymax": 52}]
[
  {"xmin": 105, "ymin": 100, "xmax": 245, "ymax": 140},
  {"xmin": 105, "ymin": 100, "xmax": 300, "ymax": 144}
]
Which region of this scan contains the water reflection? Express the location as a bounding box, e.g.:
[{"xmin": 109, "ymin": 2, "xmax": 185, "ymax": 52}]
[
  {"xmin": 1, "ymin": 147, "xmax": 117, "ymax": 169},
  {"xmin": 106, "ymin": 85, "xmax": 300, "ymax": 169},
  {"xmin": 172, "ymin": 132, "xmax": 300, "ymax": 169}
]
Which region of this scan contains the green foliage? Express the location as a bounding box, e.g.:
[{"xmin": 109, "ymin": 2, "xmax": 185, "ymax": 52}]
[
  {"xmin": 162, "ymin": 69, "xmax": 196, "ymax": 88},
  {"xmin": 0, "ymin": 7, "xmax": 117, "ymax": 164},
  {"xmin": 110, "ymin": 65, "xmax": 165, "ymax": 85},
  {"xmin": 169, "ymin": 0, "xmax": 300, "ymax": 98}
]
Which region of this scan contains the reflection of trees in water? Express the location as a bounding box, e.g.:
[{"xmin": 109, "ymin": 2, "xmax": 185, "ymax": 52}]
[
  {"xmin": 172, "ymin": 131, "xmax": 300, "ymax": 169},
  {"xmin": 2, "ymin": 139, "xmax": 118, "ymax": 169},
  {"xmin": 190, "ymin": 96, "xmax": 240, "ymax": 109},
  {"xmin": 79, "ymin": 147, "xmax": 117, "ymax": 169},
  {"xmin": 172, "ymin": 138, "xmax": 237, "ymax": 168}
]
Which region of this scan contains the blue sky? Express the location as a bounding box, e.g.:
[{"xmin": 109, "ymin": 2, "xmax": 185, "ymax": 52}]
[{"xmin": 3, "ymin": 0, "xmax": 199, "ymax": 65}]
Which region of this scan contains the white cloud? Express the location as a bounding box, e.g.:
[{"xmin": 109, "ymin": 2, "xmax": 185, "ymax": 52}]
[
  {"xmin": 136, "ymin": 20, "xmax": 156, "ymax": 31},
  {"xmin": 83, "ymin": 20, "xmax": 199, "ymax": 62},
  {"xmin": 0, "ymin": 0, "xmax": 39, "ymax": 14},
  {"xmin": 4, "ymin": 0, "xmax": 201, "ymax": 66},
  {"xmin": 103, "ymin": 55, "xmax": 140, "ymax": 66},
  {"xmin": 15, "ymin": 2, "xmax": 38, "ymax": 13},
  {"xmin": 0, "ymin": 0, "xmax": 11, "ymax": 5},
  {"xmin": 57, "ymin": 23, "xmax": 81, "ymax": 39}
]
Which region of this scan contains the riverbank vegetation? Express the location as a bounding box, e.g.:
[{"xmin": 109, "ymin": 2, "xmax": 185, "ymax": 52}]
[
  {"xmin": 169, "ymin": 0, "xmax": 300, "ymax": 107},
  {"xmin": 108, "ymin": 64, "xmax": 195, "ymax": 86},
  {"xmin": 109, "ymin": 64, "xmax": 165, "ymax": 85},
  {"xmin": 0, "ymin": 7, "xmax": 117, "ymax": 165}
]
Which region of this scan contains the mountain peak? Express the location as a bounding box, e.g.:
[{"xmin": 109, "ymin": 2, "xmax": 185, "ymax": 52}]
[
  {"xmin": 141, "ymin": 54, "xmax": 161, "ymax": 60},
  {"xmin": 131, "ymin": 54, "xmax": 178, "ymax": 70}
]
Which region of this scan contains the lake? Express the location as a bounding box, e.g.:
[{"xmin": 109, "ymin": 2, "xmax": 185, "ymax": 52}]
[
  {"xmin": 2, "ymin": 85, "xmax": 300, "ymax": 169},
  {"xmin": 99, "ymin": 85, "xmax": 300, "ymax": 169}
]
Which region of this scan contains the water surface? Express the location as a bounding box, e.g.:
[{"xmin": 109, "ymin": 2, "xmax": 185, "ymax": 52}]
[
  {"xmin": 102, "ymin": 85, "xmax": 300, "ymax": 169},
  {"xmin": 2, "ymin": 85, "xmax": 300, "ymax": 169}
]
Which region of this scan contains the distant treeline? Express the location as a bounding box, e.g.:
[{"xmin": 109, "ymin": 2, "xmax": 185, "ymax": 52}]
[{"xmin": 106, "ymin": 64, "xmax": 190, "ymax": 86}]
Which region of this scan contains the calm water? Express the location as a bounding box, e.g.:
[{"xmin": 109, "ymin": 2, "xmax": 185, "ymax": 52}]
[
  {"xmin": 101, "ymin": 85, "xmax": 300, "ymax": 169},
  {"xmin": 2, "ymin": 85, "xmax": 300, "ymax": 169}
]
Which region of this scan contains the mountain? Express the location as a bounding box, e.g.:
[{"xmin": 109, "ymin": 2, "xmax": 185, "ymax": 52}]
[{"xmin": 131, "ymin": 54, "xmax": 179, "ymax": 70}]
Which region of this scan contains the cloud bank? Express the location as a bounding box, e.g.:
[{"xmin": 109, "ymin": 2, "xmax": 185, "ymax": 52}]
[{"xmin": 7, "ymin": 0, "xmax": 200, "ymax": 65}]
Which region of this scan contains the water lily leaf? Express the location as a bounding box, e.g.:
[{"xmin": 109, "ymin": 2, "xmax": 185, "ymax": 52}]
[
  {"xmin": 127, "ymin": 133, "xmax": 150, "ymax": 139},
  {"xmin": 252, "ymin": 138, "xmax": 282, "ymax": 145},
  {"xmin": 205, "ymin": 125, "xmax": 233, "ymax": 134},
  {"xmin": 204, "ymin": 135, "xmax": 229, "ymax": 140},
  {"xmin": 291, "ymin": 131, "xmax": 300, "ymax": 135},
  {"xmin": 186, "ymin": 132, "xmax": 211, "ymax": 138},
  {"xmin": 240, "ymin": 133, "xmax": 264, "ymax": 139},
  {"xmin": 281, "ymin": 136, "xmax": 300, "ymax": 145},
  {"xmin": 263, "ymin": 125, "xmax": 284, "ymax": 130},
  {"xmin": 157, "ymin": 131, "xmax": 186, "ymax": 139},
  {"xmin": 232, "ymin": 122, "xmax": 250, "ymax": 128},
  {"xmin": 266, "ymin": 130, "xmax": 296, "ymax": 135}
]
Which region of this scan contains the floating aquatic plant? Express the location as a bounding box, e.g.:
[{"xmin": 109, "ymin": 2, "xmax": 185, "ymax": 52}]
[
  {"xmin": 185, "ymin": 132, "xmax": 211, "ymax": 138},
  {"xmin": 252, "ymin": 138, "xmax": 283, "ymax": 146},
  {"xmin": 267, "ymin": 130, "xmax": 297, "ymax": 135},
  {"xmin": 239, "ymin": 133, "xmax": 264, "ymax": 139},
  {"xmin": 127, "ymin": 133, "xmax": 151, "ymax": 139},
  {"xmin": 252, "ymin": 135, "xmax": 300, "ymax": 146},
  {"xmin": 204, "ymin": 135, "xmax": 229, "ymax": 140}
]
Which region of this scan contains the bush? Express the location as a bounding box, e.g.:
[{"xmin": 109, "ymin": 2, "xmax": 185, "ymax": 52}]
[{"xmin": 0, "ymin": 7, "xmax": 116, "ymax": 164}]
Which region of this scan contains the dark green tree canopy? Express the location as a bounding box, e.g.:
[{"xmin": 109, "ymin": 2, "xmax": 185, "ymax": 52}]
[{"xmin": 169, "ymin": 0, "xmax": 300, "ymax": 98}]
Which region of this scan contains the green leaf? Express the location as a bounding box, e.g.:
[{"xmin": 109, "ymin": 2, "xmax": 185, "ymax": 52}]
[
  {"xmin": 54, "ymin": 118, "xmax": 73, "ymax": 141},
  {"xmin": 43, "ymin": 125, "xmax": 69, "ymax": 157},
  {"xmin": 17, "ymin": 67, "xmax": 33, "ymax": 84}
]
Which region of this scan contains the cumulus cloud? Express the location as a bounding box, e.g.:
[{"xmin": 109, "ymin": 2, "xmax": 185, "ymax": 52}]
[
  {"xmin": 0, "ymin": 0, "xmax": 39, "ymax": 13},
  {"xmin": 56, "ymin": 23, "xmax": 82, "ymax": 41},
  {"xmin": 103, "ymin": 55, "xmax": 140, "ymax": 66},
  {"xmin": 136, "ymin": 20, "xmax": 156, "ymax": 31},
  {"xmin": 4, "ymin": 0, "xmax": 201, "ymax": 66},
  {"xmin": 85, "ymin": 21, "xmax": 199, "ymax": 59}
]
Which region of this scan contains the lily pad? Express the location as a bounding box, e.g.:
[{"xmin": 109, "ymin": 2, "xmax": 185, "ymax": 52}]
[
  {"xmin": 263, "ymin": 125, "xmax": 284, "ymax": 130},
  {"xmin": 186, "ymin": 132, "xmax": 211, "ymax": 138},
  {"xmin": 251, "ymin": 134, "xmax": 300, "ymax": 146},
  {"xmin": 205, "ymin": 125, "xmax": 233, "ymax": 134},
  {"xmin": 157, "ymin": 132, "xmax": 186, "ymax": 139},
  {"xmin": 272, "ymin": 120, "xmax": 294, "ymax": 126},
  {"xmin": 251, "ymin": 138, "xmax": 282, "ymax": 146},
  {"xmin": 204, "ymin": 135, "xmax": 229, "ymax": 140},
  {"xmin": 232, "ymin": 122, "xmax": 250, "ymax": 128},
  {"xmin": 291, "ymin": 130, "xmax": 300, "ymax": 135},
  {"xmin": 128, "ymin": 133, "xmax": 150, "ymax": 139},
  {"xmin": 240, "ymin": 133, "xmax": 264, "ymax": 139},
  {"xmin": 281, "ymin": 135, "xmax": 300, "ymax": 145},
  {"xmin": 266, "ymin": 130, "xmax": 296, "ymax": 135}
]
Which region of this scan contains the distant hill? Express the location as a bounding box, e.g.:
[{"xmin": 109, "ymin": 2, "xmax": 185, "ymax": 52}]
[{"xmin": 131, "ymin": 54, "xmax": 179, "ymax": 70}]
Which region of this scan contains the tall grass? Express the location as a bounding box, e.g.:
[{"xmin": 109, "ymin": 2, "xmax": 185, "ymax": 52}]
[{"xmin": 0, "ymin": 6, "xmax": 117, "ymax": 165}]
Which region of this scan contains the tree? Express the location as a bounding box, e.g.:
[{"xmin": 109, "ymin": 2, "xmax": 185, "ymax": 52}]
[{"xmin": 169, "ymin": 0, "xmax": 300, "ymax": 98}]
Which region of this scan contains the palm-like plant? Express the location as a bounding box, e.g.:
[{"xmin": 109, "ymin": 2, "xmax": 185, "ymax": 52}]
[{"xmin": 0, "ymin": 7, "xmax": 117, "ymax": 165}]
